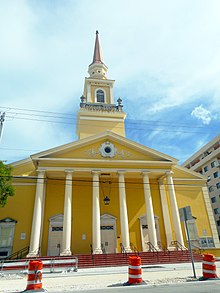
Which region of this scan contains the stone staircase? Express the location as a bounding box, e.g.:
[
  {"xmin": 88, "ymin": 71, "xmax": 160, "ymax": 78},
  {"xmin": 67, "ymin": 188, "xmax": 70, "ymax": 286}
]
[
  {"xmin": 1, "ymin": 250, "xmax": 203, "ymax": 272},
  {"xmin": 76, "ymin": 250, "xmax": 203, "ymax": 268}
]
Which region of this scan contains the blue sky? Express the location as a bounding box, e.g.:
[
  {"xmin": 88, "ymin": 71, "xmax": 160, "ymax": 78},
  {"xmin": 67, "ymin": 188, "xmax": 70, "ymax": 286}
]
[{"xmin": 0, "ymin": 0, "xmax": 220, "ymax": 164}]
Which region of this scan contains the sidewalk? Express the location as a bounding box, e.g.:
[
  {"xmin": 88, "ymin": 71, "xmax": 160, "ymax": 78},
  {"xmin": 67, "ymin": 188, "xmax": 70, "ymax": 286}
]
[{"xmin": 1, "ymin": 262, "xmax": 220, "ymax": 292}]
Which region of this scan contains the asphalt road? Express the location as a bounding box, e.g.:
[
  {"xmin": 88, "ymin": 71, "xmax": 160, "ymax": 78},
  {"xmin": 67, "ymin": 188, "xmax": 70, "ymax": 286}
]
[{"xmin": 51, "ymin": 279, "xmax": 220, "ymax": 293}]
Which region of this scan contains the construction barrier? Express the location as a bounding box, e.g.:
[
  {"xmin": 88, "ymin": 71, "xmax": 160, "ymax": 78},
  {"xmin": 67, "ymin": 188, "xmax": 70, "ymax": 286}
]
[
  {"xmin": 202, "ymin": 253, "xmax": 218, "ymax": 279},
  {"xmin": 26, "ymin": 260, "xmax": 44, "ymax": 291},
  {"xmin": 128, "ymin": 255, "xmax": 142, "ymax": 284},
  {"xmin": 0, "ymin": 257, "xmax": 78, "ymax": 274}
]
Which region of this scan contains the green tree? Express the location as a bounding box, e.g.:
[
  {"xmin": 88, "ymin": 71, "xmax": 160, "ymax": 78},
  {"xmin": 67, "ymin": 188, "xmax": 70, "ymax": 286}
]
[{"xmin": 0, "ymin": 161, "xmax": 15, "ymax": 207}]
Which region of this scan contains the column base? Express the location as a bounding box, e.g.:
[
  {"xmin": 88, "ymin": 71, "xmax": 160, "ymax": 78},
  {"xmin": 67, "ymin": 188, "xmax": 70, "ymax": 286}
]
[
  {"xmin": 93, "ymin": 248, "xmax": 103, "ymax": 254},
  {"xmin": 124, "ymin": 247, "xmax": 132, "ymax": 253},
  {"xmin": 26, "ymin": 249, "xmax": 40, "ymax": 258},
  {"xmin": 60, "ymin": 249, "xmax": 72, "ymax": 256},
  {"xmin": 166, "ymin": 246, "xmax": 176, "ymax": 251}
]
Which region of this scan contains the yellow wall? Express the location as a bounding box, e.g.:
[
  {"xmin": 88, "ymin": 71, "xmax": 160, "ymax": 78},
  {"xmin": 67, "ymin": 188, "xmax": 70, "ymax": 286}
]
[
  {"xmin": 0, "ymin": 184, "xmax": 36, "ymax": 253},
  {"xmin": 175, "ymin": 186, "xmax": 212, "ymax": 236},
  {"xmin": 78, "ymin": 119, "xmax": 126, "ymax": 139},
  {"xmin": 41, "ymin": 179, "xmax": 65, "ymax": 255}
]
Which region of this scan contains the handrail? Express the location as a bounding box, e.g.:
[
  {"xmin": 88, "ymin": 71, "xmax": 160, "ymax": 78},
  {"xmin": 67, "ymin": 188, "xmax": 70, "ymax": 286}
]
[
  {"xmin": 5, "ymin": 246, "xmax": 29, "ymax": 260},
  {"xmin": 120, "ymin": 243, "xmax": 126, "ymax": 254},
  {"xmin": 101, "ymin": 243, "xmax": 106, "ymax": 254},
  {"xmin": 187, "ymin": 242, "xmax": 204, "ymax": 254},
  {"xmin": 171, "ymin": 240, "xmax": 188, "ymax": 251},
  {"xmin": 157, "ymin": 241, "xmax": 169, "ymax": 253},
  {"xmin": 146, "ymin": 242, "xmax": 159, "ymax": 252},
  {"xmin": 130, "ymin": 243, "xmax": 139, "ymax": 255}
]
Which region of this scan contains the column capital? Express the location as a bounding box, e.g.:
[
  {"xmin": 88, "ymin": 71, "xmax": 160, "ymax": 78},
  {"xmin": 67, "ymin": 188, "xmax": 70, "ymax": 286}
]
[
  {"xmin": 64, "ymin": 169, "xmax": 74, "ymax": 174},
  {"xmin": 141, "ymin": 171, "xmax": 151, "ymax": 177},
  {"xmin": 165, "ymin": 170, "xmax": 174, "ymax": 176},
  {"xmin": 91, "ymin": 170, "xmax": 101, "ymax": 175},
  {"xmin": 36, "ymin": 169, "xmax": 46, "ymax": 176},
  {"xmin": 117, "ymin": 170, "xmax": 126, "ymax": 175}
]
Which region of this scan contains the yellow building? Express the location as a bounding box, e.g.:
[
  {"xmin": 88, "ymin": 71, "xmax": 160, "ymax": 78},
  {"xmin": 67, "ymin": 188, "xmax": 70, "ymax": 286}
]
[{"xmin": 0, "ymin": 31, "xmax": 219, "ymax": 258}]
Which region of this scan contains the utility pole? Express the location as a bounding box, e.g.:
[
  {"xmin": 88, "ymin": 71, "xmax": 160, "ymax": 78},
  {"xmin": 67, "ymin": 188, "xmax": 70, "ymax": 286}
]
[{"xmin": 0, "ymin": 112, "xmax": 5, "ymax": 143}]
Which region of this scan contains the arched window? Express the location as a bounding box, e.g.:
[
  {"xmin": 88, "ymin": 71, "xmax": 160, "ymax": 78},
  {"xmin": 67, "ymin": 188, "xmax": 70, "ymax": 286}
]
[{"xmin": 96, "ymin": 89, "xmax": 105, "ymax": 103}]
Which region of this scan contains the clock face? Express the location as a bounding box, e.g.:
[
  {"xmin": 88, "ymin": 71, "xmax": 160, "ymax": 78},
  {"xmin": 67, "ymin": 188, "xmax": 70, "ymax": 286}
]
[{"xmin": 99, "ymin": 141, "xmax": 117, "ymax": 158}]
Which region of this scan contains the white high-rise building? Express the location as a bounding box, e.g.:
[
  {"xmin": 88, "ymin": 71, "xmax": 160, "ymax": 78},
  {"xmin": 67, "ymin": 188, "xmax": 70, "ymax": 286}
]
[{"xmin": 182, "ymin": 135, "xmax": 220, "ymax": 240}]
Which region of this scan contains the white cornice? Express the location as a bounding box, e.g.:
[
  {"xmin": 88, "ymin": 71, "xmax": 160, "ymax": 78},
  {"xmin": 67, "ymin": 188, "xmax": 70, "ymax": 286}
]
[
  {"xmin": 173, "ymin": 177, "xmax": 206, "ymax": 181},
  {"xmin": 37, "ymin": 166, "xmax": 171, "ymax": 173},
  {"xmin": 35, "ymin": 157, "xmax": 175, "ymax": 166}
]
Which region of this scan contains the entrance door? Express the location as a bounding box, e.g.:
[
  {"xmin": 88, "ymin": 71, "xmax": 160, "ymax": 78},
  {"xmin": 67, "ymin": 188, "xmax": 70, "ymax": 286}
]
[
  {"xmin": 100, "ymin": 214, "xmax": 117, "ymax": 253},
  {"xmin": 139, "ymin": 215, "xmax": 161, "ymax": 251},
  {"xmin": 47, "ymin": 214, "xmax": 63, "ymax": 256}
]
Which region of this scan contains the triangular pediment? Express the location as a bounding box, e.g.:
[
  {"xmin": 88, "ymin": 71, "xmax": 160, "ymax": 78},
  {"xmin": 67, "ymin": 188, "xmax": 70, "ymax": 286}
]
[
  {"xmin": 101, "ymin": 213, "xmax": 117, "ymax": 220},
  {"xmin": 0, "ymin": 217, "xmax": 17, "ymax": 223},
  {"xmin": 31, "ymin": 131, "xmax": 177, "ymax": 166}
]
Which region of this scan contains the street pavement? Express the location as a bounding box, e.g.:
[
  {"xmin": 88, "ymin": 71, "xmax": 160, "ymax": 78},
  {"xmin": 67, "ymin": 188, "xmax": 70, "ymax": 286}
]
[{"xmin": 1, "ymin": 261, "xmax": 220, "ymax": 292}]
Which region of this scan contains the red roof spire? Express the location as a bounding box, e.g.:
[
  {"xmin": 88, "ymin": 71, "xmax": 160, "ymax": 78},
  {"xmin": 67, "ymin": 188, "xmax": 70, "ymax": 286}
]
[{"xmin": 92, "ymin": 30, "xmax": 104, "ymax": 64}]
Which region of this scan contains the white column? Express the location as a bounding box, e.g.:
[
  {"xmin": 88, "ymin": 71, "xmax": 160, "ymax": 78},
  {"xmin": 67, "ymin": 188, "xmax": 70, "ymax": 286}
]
[
  {"xmin": 87, "ymin": 83, "xmax": 91, "ymax": 102},
  {"xmin": 27, "ymin": 170, "xmax": 45, "ymax": 257},
  {"xmin": 158, "ymin": 179, "xmax": 173, "ymax": 249},
  {"xmin": 166, "ymin": 171, "xmax": 184, "ymax": 247},
  {"xmin": 142, "ymin": 172, "xmax": 158, "ymax": 250},
  {"xmin": 60, "ymin": 170, "xmax": 73, "ymax": 256},
  {"xmin": 92, "ymin": 171, "xmax": 102, "ymax": 254},
  {"xmin": 118, "ymin": 171, "xmax": 131, "ymax": 252},
  {"xmin": 110, "ymin": 85, "xmax": 114, "ymax": 104}
]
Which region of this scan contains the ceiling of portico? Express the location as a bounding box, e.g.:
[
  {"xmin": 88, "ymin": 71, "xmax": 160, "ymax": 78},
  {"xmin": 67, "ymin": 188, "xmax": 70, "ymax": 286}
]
[{"xmin": 44, "ymin": 168, "xmax": 167, "ymax": 181}]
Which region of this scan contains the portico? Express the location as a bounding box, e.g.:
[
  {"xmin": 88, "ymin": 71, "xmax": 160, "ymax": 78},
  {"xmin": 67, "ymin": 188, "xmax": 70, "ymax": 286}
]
[{"xmin": 27, "ymin": 158, "xmax": 184, "ymax": 256}]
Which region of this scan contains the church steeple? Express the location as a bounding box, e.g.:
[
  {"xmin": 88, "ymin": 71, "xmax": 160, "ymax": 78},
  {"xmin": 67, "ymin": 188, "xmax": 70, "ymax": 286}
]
[
  {"xmin": 76, "ymin": 31, "xmax": 126, "ymax": 140},
  {"xmin": 88, "ymin": 31, "xmax": 108, "ymax": 79}
]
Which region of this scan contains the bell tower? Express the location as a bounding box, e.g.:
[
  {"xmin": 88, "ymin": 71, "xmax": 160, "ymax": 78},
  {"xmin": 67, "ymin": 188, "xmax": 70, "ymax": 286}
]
[{"xmin": 76, "ymin": 31, "xmax": 126, "ymax": 139}]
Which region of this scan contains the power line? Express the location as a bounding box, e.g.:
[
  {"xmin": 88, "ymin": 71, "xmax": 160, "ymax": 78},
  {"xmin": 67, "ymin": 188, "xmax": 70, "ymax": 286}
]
[
  {"xmin": 0, "ymin": 105, "xmax": 212, "ymax": 129},
  {"xmin": 0, "ymin": 105, "xmax": 73, "ymax": 116},
  {"xmin": 1, "ymin": 174, "xmax": 210, "ymax": 189},
  {"xmin": 0, "ymin": 147, "xmax": 40, "ymax": 152},
  {"xmin": 4, "ymin": 114, "xmax": 214, "ymax": 135}
]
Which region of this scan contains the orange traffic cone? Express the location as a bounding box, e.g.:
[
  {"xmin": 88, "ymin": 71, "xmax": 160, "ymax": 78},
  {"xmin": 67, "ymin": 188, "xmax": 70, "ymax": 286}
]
[
  {"xmin": 202, "ymin": 254, "xmax": 218, "ymax": 280},
  {"xmin": 25, "ymin": 260, "xmax": 44, "ymax": 291},
  {"xmin": 124, "ymin": 255, "xmax": 144, "ymax": 286}
]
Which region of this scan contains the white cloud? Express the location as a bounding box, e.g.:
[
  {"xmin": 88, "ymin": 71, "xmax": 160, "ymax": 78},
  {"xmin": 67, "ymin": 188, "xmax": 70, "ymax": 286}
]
[
  {"xmin": 191, "ymin": 105, "xmax": 212, "ymax": 125},
  {"xmin": 1, "ymin": 0, "xmax": 220, "ymax": 163}
]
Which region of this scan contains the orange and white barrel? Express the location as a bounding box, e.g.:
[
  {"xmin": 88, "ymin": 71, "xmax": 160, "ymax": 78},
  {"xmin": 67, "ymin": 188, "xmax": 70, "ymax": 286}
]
[
  {"xmin": 202, "ymin": 254, "xmax": 218, "ymax": 279},
  {"xmin": 128, "ymin": 255, "xmax": 142, "ymax": 284},
  {"xmin": 26, "ymin": 260, "xmax": 43, "ymax": 291}
]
